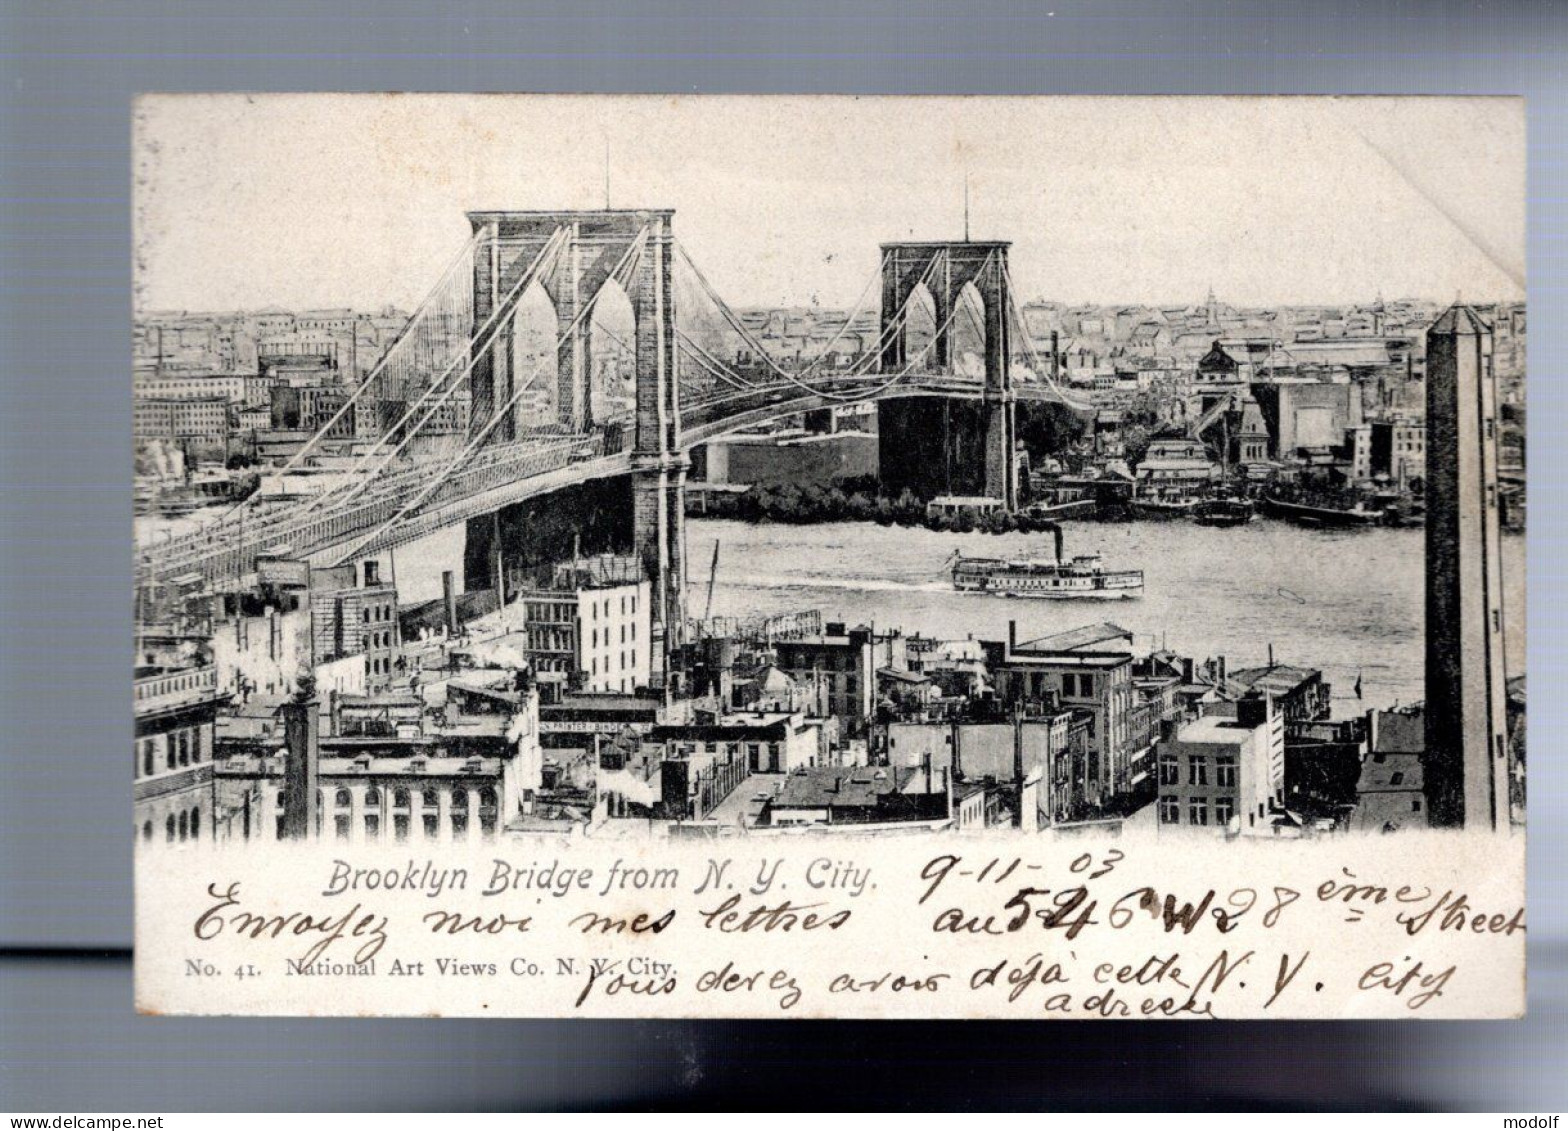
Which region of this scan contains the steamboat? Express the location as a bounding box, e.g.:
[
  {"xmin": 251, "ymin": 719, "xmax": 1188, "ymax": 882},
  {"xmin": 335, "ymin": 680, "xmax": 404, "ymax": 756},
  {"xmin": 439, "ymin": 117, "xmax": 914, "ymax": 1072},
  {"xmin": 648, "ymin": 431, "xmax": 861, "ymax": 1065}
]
[{"xmin": 949, "ymin": 528, "xmax": 1144, "ymax": 599}]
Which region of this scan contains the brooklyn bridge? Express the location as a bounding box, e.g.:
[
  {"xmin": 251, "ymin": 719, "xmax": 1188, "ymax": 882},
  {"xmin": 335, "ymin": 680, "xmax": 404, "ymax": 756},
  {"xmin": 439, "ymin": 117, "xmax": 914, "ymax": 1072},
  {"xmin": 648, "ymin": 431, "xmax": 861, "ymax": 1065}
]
[{"xmin": 137, "ymin": 208, "xmax": 1092, "ymax": 674}]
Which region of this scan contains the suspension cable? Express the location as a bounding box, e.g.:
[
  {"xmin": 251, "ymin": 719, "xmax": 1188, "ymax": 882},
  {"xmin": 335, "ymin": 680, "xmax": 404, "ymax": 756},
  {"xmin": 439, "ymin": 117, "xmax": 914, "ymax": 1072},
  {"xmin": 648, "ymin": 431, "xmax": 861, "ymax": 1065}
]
[
  {"xmin": 212, "ymin": 229, "xmax": 483, "ymax": 524},
  {"xmin": 309, "ymin": 226, "xmax": 571, "ymax": 512},
  {"xmin": 327, "ymin": 226, "xmax": 651, "ymax": 566}
]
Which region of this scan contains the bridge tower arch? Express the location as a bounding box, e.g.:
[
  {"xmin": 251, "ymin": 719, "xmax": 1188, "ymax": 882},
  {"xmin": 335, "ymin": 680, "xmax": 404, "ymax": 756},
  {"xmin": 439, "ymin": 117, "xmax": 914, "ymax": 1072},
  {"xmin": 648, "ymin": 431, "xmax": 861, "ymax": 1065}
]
[
  {"xmin": 879, "ymin": 241, "xmax": 1016, "ymax": 509},
  {"xmin": 466, "ymin": 209, "xmax": 686, "ymax": 681}
]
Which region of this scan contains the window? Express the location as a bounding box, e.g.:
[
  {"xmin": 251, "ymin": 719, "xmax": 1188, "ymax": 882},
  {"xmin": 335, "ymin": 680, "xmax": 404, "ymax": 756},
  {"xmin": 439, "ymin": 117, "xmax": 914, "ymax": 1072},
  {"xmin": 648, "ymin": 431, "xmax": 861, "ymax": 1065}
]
[
  {"xmin": 1214, "ymin": 796, "xmax": 1235, "ymax": 826},
  {"xmin": 1411, "ymin": 798, "xmax": 1422, "ymax": 813},
  {"xmin": 479, "ymin": 787, "xmax": 497, "ymax": 809},
  {"xmin": 191, "ymin": 728, "xmax": 202, "ymax": 762},
  {"xmin": 364, "ymin": 814, "xmax": 380, "ymax": 839},
  {"xmin": 178, "ymin": 811, "xmax": 189, "ymax": 841},
  {"xmin": 1158, "ymin": 752, "xmax": 1179, "ymax": 786},
  {"xmin": 335, "ymin": 788, "xmax": 352, "ymax": 808},
  {"xmin": 393, "ymin": 788, "xmax": 410, "ymax": 809},
  {"xmin": 394, "ymin": 814, "xmax": 410, "ymax": 842},
  {"xmin": 1389, "ymin": 771, "xmax": 1405, "ymax": 786},
  {"xmin": 364, "ymin": 787, "xmax": 380, "ymax": 808},
  {"xmin": 422, "ymin": 813, "xmax": 439, "ymax": 838},
  {"xmin": 423, "ymin": 789, "xmax": 439, "ymax": 809},
  {"xmin": 1215, "ymin": 753, "xmax": 1237, "ymax": 788},
  {"xmin": 142, "ymin": 820, "xmax": 152, "ymax": 842},
  {"xmin": 1060, "ymin": 674, "xmax": 1076, "ymax": 697},
  {"xmin": 1158, "ymin": 795, "xmax": 1180, "ymax": 824},
  {"xmin": 1373, "ymin": 751, "xmax": 1386, "ymax": 764},
  {"xmin": 1188, "ymin": 797, "xmax": 1209, "ymax": 826},
  {"xmin": 335, "ymin": 815, "xmax": 350, "ymax": 840},
  {"xmin": 166, "ymin": 736, "xmax": 176, "ymax": 770},
  {"xmin": 166, "ymin": 815, "xmax": 175, "ymax": 842},
  {"xmin": 451, "ymin": 812, "xmax": 468, "ymax": 841},
  {"xmin": 1188, "ymin": 757, "xmax": 1207, "ymax": 786},
  {"xmin": 190, "ymin": 808, "xmax": 200, "ymax": 840},
  {"xmin": 142, "ymin": 739, "xmax": 154, "ymax": 777}
]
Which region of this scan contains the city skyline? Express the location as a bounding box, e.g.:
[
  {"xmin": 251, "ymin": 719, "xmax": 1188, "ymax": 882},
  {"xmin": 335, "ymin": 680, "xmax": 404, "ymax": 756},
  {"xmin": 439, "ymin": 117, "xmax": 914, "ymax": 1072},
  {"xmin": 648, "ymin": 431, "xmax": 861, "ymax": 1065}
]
[{"xmin": 134, "ymin": 94, "xmax": 1525, "ymax": 314}]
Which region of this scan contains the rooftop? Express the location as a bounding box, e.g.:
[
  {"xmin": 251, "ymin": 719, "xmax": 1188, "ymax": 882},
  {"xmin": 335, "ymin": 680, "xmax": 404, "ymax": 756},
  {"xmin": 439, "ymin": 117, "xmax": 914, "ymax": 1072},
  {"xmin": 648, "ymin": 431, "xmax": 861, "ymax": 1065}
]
[
  {"xmin": 1172, "ymin": 715, "xmax": 1259, "ymax": 746},
  {"xmin": 1226, "ymin": 664, "xmax": 1321, "ymax": 698},
  {"xmin": 1374, "ymin": 709, "xmax": 1425, "ymax": 755},
  {"xmin": 771, "ymin": 766, "xmax": 914, "ymax": 809},
  {"xmin": 1429, "ymin": 303, "xmax": 1492, "ymax": 337},
  {"xmin": 1019, "ymin": 622, "xmax": 1133, "ymax": 653}
]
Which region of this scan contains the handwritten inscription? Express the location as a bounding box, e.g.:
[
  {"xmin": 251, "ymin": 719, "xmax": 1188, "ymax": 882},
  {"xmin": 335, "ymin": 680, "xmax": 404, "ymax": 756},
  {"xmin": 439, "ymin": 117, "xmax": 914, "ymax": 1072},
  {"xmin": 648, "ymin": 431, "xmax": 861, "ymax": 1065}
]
[{"xmin": 173, "ymin": 844, "xmax": 1524, "ymax": 1018}]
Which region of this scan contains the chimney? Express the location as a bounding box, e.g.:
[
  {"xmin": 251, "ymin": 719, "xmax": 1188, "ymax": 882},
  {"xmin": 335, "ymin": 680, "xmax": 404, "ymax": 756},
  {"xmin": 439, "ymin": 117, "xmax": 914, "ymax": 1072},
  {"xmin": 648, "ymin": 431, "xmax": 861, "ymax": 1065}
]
[
  {"xmin": 442, "ymin": 570, "xmax": 458, "ymax": 636},
  {"xmin": 1051, "ymin": 331, "xmax": 1060, "ymax": 383},
  {"xmin": 1008, "ymin": 619, "xmax": 1017, "ymax": 653},
  {"xmin": 1215, "ymin": 655, "xmax": 1228, "ymax": 686},
  {"xmin": 1237, "ymin": 693, "xmax": 1271, "ymax": 729},
  {"xmin": 280, "ymin": 695, "xmax": 320, "ymax": 840},
  {"xmin": 1181, "ymin": 656, "xmax": 1195, "ymax": 683}
]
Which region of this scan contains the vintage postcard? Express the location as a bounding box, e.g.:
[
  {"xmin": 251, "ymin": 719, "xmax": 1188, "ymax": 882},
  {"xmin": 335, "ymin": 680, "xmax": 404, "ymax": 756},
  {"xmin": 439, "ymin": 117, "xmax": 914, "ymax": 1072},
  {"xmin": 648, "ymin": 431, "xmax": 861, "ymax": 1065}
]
[{"xmin": 132, "ymin": 94, "xmax": 1526, "ymax": 1018}]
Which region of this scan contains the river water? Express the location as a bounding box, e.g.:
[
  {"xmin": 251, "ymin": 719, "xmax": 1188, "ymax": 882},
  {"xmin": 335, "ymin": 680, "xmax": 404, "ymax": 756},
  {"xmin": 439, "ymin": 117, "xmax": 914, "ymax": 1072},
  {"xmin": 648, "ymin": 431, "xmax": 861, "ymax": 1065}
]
[
  {"xmin": 691, "ymin": 517, "xmax": 1527, "ymax": 717},
  {"xmin": 143, "ymin": 507, "xmax": 1525, "ymax": 717}
]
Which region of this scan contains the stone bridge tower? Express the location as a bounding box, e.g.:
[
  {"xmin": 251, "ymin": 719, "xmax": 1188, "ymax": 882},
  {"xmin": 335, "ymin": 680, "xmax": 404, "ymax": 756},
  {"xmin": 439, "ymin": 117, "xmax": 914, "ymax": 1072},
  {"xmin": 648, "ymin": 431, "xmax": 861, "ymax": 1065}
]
[
  {"xmin": 465, "ymin": 210, "xmax": 686, "ymax": 680},
  {"xmin": 877, "ymin": 241, "xmax": 1017, "ymax": 509}
]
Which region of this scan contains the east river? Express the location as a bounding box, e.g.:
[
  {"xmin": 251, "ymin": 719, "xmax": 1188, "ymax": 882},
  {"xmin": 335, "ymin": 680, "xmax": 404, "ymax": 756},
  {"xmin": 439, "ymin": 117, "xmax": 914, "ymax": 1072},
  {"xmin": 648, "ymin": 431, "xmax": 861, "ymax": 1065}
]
[
  {"xmin": 140, "ymin": 510, "xmax": 1526, "ymax": 718},
  {"xmin": 690, "ymin": 517, "xmax": 1527, "ymax": 716}
]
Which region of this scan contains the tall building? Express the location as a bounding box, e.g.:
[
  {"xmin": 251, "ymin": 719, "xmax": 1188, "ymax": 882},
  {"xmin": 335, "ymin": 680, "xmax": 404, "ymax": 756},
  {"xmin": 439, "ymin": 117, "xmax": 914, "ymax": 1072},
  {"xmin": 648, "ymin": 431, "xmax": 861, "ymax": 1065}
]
[
  {"xmin": 1424, "ymin": 304, "xmax": 1510, "ymax": 831},
  {"xmin": 134, "ymin": 633, "xmax": 229, "ymax": 846},
  {"xmin": 1155, "ymin": 696, "xmax": 1284, "ymax": 836},
  {"xmin": 308, "ymin": 562, "xmax": 402, "ymax": 694},
  {"xmin": 774, "ymin": 625, "xmax": 876, "ymax": 735},
  {"xmin": 517, "ymin": 555, "xmax": 652, "ymax": 697}
]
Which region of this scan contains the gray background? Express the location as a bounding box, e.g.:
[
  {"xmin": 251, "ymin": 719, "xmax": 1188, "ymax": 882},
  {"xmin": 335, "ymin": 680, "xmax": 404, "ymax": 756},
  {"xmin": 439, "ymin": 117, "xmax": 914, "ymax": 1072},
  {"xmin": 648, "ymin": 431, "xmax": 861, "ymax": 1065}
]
[{"xmin": 1, "ymin": 0, "xmax": 1565, "ymax": 1110}]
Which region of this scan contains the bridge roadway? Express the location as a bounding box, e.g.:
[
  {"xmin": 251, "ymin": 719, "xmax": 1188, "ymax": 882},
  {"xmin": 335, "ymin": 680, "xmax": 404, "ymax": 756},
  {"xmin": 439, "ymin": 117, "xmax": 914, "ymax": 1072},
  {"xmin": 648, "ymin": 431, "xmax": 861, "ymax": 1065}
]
[{"xmin": 138, "ymin": 371, "xmax": 1072, "ymax": 592}]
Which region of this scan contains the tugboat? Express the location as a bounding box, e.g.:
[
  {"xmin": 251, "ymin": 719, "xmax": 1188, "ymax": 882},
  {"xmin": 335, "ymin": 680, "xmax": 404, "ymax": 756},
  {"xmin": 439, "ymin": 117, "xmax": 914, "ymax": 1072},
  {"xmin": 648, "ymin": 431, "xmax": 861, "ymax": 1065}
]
[
  {"xmin": 1194, "ymin": 495, "xmax": 1255, "ymax": 527},
  {"xmin": 948, "ymin": 527, "xmax": 1144, "ymax": 599}
]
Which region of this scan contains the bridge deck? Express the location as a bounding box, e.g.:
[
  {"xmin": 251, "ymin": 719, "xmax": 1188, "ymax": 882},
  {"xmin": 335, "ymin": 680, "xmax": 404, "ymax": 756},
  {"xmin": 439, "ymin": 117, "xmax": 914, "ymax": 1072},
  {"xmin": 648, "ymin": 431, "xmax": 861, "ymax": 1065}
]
[{"xmin": 139, "ymin": 372, "xmax": 1081, "ymax": 593}]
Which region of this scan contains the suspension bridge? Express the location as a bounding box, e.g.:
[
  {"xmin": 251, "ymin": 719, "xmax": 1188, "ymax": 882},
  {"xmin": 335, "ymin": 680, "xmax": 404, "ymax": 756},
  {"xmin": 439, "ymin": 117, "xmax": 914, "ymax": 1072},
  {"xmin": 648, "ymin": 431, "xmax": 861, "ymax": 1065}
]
[{"xmin": 136, "ymin": 208, "xmax": 1092, "ymax": 673}]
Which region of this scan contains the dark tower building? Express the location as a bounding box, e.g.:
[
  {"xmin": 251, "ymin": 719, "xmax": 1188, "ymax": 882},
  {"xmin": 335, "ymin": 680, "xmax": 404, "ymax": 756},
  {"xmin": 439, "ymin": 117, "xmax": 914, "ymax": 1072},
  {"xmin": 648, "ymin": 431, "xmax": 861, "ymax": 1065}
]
[{"xmin": 1423, "ymin": 304, "xmax": 1510, "ymax": 831}]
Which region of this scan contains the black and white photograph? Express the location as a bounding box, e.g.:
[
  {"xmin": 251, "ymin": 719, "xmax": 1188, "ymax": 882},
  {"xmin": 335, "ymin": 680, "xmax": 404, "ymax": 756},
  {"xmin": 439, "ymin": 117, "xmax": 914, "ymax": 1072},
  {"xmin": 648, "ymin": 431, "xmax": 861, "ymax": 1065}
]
[
  {"xmin": 121, "ymin": 94, "xmax": 1527, "ymax": 1020},
  {"xmin": 132, "ymin": 94, "xmax": 1524, "ymax": 841}
]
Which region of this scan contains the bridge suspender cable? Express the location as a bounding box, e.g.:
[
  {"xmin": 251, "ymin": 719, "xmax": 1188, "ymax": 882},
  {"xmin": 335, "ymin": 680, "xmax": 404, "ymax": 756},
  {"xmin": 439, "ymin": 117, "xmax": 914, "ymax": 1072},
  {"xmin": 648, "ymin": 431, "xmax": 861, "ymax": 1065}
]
[
  {"xmin": 676, "ymin": 247, "xmax": 946, "ymax": 408},
  {"xmin": 309, "ymin": 225, "xmax": 571, "ymax": 512},
  {"xmin": 213, "ymin": 229, "xmax": 485, "ymax": 524},
  {"xmin": 791, "ymin": 251, "xmax": 890, "ymax": 380},
  {"xmin": 680, "ymin": 249, "xmax": 996, "ymax": 415},
  {"xmin": 1000, "ymin": 260, "xmax": 1092, "ymax": 413},
  {"xmin": 152, "ymin": 228, "xmax": 570, "ymax": 574},
  {"xmin": 326, "ymin": 226, "xmax": 652, "ymax": 567}
]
